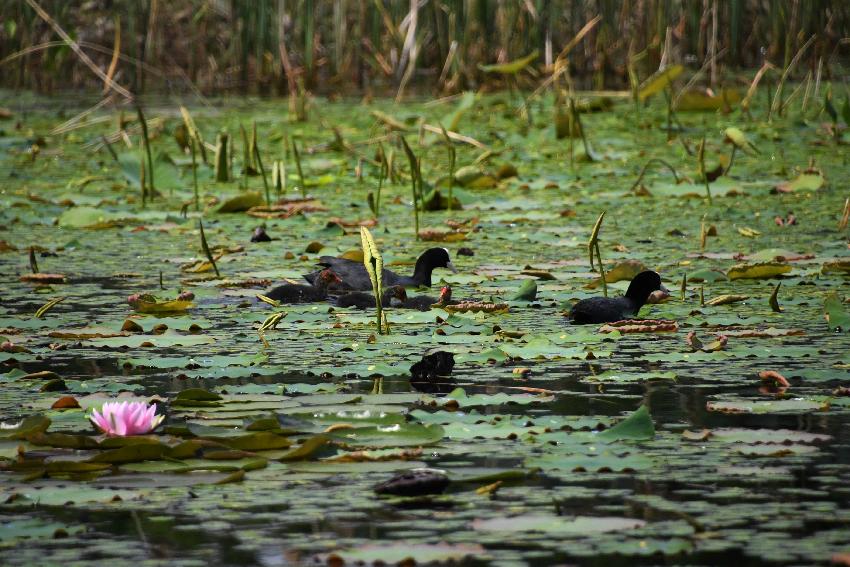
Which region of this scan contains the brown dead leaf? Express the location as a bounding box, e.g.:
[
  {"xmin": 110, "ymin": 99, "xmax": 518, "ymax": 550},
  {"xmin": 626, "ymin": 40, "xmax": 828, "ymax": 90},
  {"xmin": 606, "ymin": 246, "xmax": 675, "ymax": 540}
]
[
  {"xmin": 682, "ymin": 429, "xmax": 711, "ymax": 441},
  {"xmin": 446, "ymin": 217, "xmax": 479, "ymax": 229},
  {"xmin": 723, "ymin": 328, "xmax": 804, "ymax": 338},
  {"xmin": 19, "ymin": 370, "xmax": 62, "ymax": 381},
  {"xmin": 121, "ymin": 320, "xmax": 144, "ymax": 333},
  {"xmin": 326, "ymin": 448, "xmax": 423, "ymax": 462},
  {"xmin": 520, "ymin": 268, "xmax": 557, "ymax": 280},
  {"xmin": 326, "ymin": 217, "xmax": 378, "ymax": 228},
  {"xmin": 758, "ymin": 370, "xmax": 790, "ymax": 388},
  {"xmin": 599, "ymin": 319, "xmax": 679, "ymax": 333},
  {"xmin": 216, "ymin": 278, "xmax": 272, "ymax": 288},
  {"xmin": 246, "ymin": 201, "xmax": 326, "ymax": 219},
  {"xmin": 418, "ymin": 229, "xmax": 467, "ymax": 242},
  {"xmin": 51, "ymin": 396, "xmax": 81, "ymax": 409},
  {"xmin": 19, "ymin": 273, "xmax": 67, "ymax": 284},
  {"xmin": 443, "ymin": 301, "xmax": 509, "ymax": 314},
  {"xmin": 1, "ymin": 341, "xmax": 33, "ymax": 353},
  {"xmin": 48, "ymin": 330, "xmax": 129, "ymax": 339},
  {"xmin": 686, "ymin": 331, "xmax": 727, "ymax": 352}
]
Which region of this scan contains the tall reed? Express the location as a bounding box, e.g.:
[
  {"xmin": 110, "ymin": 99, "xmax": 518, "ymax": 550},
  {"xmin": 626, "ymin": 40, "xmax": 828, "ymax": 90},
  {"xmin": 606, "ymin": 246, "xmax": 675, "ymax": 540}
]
[{"xmin": 3, "ymin": 1, "xmax": 843, "ymax": 95}]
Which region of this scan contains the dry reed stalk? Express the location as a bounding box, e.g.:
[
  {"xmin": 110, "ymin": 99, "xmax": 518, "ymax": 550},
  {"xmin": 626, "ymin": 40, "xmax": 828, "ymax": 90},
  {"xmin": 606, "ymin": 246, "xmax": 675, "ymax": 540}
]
[{"xmin": 25, "ymin": 0, "xmax": 132, "ymax": 99}]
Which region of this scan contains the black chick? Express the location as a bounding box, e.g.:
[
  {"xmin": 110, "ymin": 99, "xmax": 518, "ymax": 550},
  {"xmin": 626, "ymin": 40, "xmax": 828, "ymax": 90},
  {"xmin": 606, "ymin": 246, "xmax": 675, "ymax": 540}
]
[
  {"xmin": 402, "ymin": 285, "xmax": 455, "ymax": 311},
  {"xmin": 335, "ymin": 286, "xmax": 407, "ymax": 309},
  {"xmin": 264, "ymin": 269, "xmax": 342, "ymax": 303}
]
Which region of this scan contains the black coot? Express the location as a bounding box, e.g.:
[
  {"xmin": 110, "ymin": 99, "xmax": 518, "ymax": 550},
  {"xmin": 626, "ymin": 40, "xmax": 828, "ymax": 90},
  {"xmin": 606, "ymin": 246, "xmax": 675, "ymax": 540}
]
[
  {"xmin": 402, "ymin": 285, "xmax": 454, "ymax": 311},
  {"xmin": 303, "ymin": 248, "xmax": 456, "ymax": 291},
  {"xmin": 335, "ymin": 286, "xmax": 407, "ymax": 309},
  {"xmin": 264, "ymin": 269, "xmax": 341, "ymax": 303},
  {"xmin": 569, "ymin": 270, "xmax": 668, "ymax": 324}
]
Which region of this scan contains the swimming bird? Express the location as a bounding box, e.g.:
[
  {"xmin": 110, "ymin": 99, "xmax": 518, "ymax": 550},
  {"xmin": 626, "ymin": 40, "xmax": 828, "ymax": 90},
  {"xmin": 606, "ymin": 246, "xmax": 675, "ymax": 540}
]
[
  {"xmin": 304, "ymin": 247, "xmax": 456, "ymax": 291},
  {"xmin": 335, "ymin": 286, "xmax": 407, "ymax": 309},
  {"xmin": 569, "ymin": 270, "xmax": 668, "ymax": 324},
  {"xmin": 264, "ymin": 269, "xmax": 342, "ymax": 303},
  {"xmin": 402, "ymin": 285, "xmax": 455, "ymax": 311}
]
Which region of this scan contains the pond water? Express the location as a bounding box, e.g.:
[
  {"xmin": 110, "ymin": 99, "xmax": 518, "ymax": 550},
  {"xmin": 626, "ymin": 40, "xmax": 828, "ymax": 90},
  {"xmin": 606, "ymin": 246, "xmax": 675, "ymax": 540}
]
[{"xmin": 0, "ymin": 89, "xmax": 849, "ymax": 565}]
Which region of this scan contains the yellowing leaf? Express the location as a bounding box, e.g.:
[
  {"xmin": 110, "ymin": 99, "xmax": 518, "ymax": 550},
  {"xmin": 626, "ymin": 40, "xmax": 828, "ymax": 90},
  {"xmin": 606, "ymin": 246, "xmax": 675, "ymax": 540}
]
[
  {"xmin": 215, "ymin": 192, "xmax": 265, "ymax": 213},
  {"xmin": 727, "ymin": 262, "xmax": 791, "ymax": 280},
  {"xmin": 723, "ymin": 127, "xmax": 757, "ymax": 153},
  {"xmin": 824, "ymin": 293, "xmax": 850, "ymax": 332},
  {"xmin": 418, "ymin": 230, "xmax": 467, "ymax": 242},
  {"xmin": 773, "ymin": 172, "xmax": 825, "ymax": 194},
  {"xmin": 478, "ymin": 51, "xmax": 539, "ymax": 74},
  {"xmin": 182, "ymin": 260, "xmax": 218, "ymax": 273},
  {"xmin": 340, "ymin": 249, "xmax": 364, "ymax": 261},
  {"xmin": 737, "ymin": 227, "xmax": 761, "ymax": 238},
  {"xmin": 585, "ymin": 260, "xmax": 646, "ymax": 289},
  {"xmin": 443, "ymin": 301, "xmax": 509, "ymax": 314},
  {"xmin": 822, "ymin": 259, "xmax": 850, "ymax": 274},
  {"xmin": 370, "ymin": 110, "xmax": 409, "ymax": 131},
  {"xmin": 637, "ymin": 65, "xmax": 684, "ymax": 101},
  {"xmin": 133, "ymin": 299, "xmax": 194, "ymax": 314},
  {"xmin": 674, "ymin": 88, "xmax": 741, "ymax": 111},
  {"xmin": 704, "ymin": 294, "xmax": 749, "ymax": 306},
  {"xmin": 57, "ymin": 206, "xmax": 125, "ymax": 229}
]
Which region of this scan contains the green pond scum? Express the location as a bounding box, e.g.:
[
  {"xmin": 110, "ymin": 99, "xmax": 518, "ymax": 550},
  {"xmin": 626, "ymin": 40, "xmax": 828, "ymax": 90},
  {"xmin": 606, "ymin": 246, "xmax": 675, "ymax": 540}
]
[{"xmin": 0, "ymin": 84, "xmax": 849, "ymax": 567}]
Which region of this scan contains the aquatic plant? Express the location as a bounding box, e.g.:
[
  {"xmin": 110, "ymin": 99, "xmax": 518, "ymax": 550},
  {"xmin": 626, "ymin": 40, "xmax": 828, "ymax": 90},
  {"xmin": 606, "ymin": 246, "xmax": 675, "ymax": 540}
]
[{"xmin": 89, "ymin": 401, "xmax": 163, "ymax": 437}]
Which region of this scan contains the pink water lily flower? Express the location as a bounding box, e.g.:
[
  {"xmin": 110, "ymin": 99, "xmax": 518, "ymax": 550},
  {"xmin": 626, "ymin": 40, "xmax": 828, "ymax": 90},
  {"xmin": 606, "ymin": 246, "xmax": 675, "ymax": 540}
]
[{"xmin": 89, "ymin": 401, "xmax": 164, "ymax": 437}]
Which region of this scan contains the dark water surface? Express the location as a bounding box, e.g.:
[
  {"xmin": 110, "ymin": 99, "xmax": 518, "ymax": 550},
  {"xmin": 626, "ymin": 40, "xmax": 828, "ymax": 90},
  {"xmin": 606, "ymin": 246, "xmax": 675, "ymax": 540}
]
[{"xmin": 1, "ymin": 90, "xmax": 849, "ymax": 565}]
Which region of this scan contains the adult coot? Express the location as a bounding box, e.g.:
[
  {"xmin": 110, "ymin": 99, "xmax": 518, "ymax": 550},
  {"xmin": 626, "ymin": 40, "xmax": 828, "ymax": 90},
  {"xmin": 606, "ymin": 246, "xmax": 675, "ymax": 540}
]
[
  {"xmin": 569, "ymin": 270, "xmax": 667, "ymax": 324},
  {"xmin": 264, "ymin": 269, "xmax": 341, "ymax": 303},
  {"xmin": 335, "ymin": 286, "xmax": 407, "ymax": 309},
  {"xmin": 303, "ymin": 248, "xmax": 456, "ymax": 291}
]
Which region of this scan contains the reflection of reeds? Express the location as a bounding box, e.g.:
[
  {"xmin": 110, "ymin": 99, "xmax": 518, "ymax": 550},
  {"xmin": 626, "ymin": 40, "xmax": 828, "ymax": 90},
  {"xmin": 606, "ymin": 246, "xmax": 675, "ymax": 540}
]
[
  {"xmin": 190, "ymin": 137, "xmax": 199, "ymax": 210},
  {"xmin": 399, "ymin": 135, "xmax": 421, "ymax": 240},
  {"xmin": 291, "ymin": 139, "xmax": 305, "ymax": 198},
  {"xmin": 4, "ymin": 2, "xmax": 844, "ymax": 95},
  {"xmin": 29, "ymin": 246, "xmax": 39, "ymax": 274},
  {"xmin": 214, "ymin": 132, "xmax": 230, "ymax": 182},
  {"xmin": 440, "ymin": 124, "xmax": 456, "ymax": 212},
  {"xmin": 136, "ymin": 105, "xmax": 155, "ymax": 198},
  {"xmin": 198, "ymin": 220, "xmax": 220, "ymax": 278}
]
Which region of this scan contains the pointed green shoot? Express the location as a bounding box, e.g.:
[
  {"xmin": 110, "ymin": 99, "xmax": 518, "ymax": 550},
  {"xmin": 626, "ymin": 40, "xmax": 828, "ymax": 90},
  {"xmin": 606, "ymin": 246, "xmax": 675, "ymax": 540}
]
[
  {"xmin": 399, "ymin": 135, "xmax": 420, "ymax": 239},
  {"xmin": 360, "ymin": 226, "xmax": 386, "ymax": 334},
  {"xmin": 588, "ymin": 212, "xmax": 606, "ymax": 297},
  {"xmin": 190, "ymin": 137, "xmax": 199, "ymax": 211},
  {"xmin": 439, "ymin": 123, "xmax": 456, "ymax": 211},
  {"xmin": 697, "ymin": 136, "xmax": 712, "ymax": 204},
  {"xmin": 136, "ymin": 104, "xmax": 155, "ymax": 195},
  {"xmin": 214, "ymin": 132, "xmax": 230, "ymax": 182}
]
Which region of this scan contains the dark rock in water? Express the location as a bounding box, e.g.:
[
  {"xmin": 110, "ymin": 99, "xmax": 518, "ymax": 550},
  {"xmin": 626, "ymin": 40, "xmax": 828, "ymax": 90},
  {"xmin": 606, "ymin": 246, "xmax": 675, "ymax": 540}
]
[
  {"xmin": 411, "ymin": 351, "xmax": 455, "ymax": 381},
  {"xmin": 457, "ymin": 247, "xmax": 474, "ymax": 257},
  {"xmin": 410, "ymin": 351, "xmax": 456, "ymax": 394},
  {"xmin": 374, "ymin": 468, "xmax": 450, "ymax": 497},
  {"xmin": 250, "ymin": 227, "xmax": 272, "ymax": 242},
  {"xmin": 39, "ymin": 378, "xmax": 67, "ymax": 392}
]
